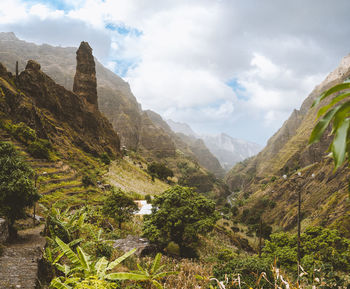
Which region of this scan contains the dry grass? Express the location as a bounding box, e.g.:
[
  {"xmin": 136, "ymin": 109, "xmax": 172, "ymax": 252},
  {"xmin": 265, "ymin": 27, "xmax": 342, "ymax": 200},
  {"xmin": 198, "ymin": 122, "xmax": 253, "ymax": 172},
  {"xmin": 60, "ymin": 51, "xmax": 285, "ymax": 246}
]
[{"xmin": 105, "ymin": 158, "xmax": 169, "ymax": 196}]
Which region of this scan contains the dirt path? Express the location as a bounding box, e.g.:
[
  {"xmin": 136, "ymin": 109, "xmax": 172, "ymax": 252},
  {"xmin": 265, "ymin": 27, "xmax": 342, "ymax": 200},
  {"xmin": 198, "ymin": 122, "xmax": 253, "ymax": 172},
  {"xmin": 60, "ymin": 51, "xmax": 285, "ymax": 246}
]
[{"xmin": 0, "ymin": 224, "xmax": 46, "ymax": 289}]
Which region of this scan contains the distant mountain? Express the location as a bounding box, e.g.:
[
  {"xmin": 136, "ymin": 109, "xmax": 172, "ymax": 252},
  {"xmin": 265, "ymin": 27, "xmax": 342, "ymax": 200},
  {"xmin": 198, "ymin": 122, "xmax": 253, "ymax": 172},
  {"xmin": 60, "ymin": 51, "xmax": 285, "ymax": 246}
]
[
  {"xmin": 167, "ymin": 119, "xmax": 198, "ymax": 137},
  {"xmin": 167, "ymin": 120, "xmax": 262, "ymax": 171},
  {"xmin": 202, "ymin": 134, "xmax": 262, "ymax": 171}
]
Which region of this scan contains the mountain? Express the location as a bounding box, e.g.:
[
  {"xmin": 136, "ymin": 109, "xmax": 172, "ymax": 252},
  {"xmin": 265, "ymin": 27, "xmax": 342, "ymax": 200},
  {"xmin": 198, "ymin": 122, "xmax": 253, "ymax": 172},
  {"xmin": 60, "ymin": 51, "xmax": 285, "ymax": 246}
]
[
  {"xmin": 0, "ymin": 32, "xmax": 175, "ymax": 159},
  {"xmin": 167, "ymin": 119, "xmax": 198, "ymax": 137},
  {"xmin": 0, "ymin": 32, "xmax": 229, "ymax": 197},
  {"xmin": 202, "ymin": 134, "xmax": 262, "ymax": 171},
  {"xmin": 145, "ymin": 110, "xmax": 225, "ymax": 177},
  {"xmin": 0, "ymin": 42, "xmax": 120, "ymax": 158},
  {"xmin": 167, "ymin": 119, "xmax": 262, "ymax": 171},
  {"xmin": 225, "ymin": 54, "xmax": 350, "ymax": 235}
]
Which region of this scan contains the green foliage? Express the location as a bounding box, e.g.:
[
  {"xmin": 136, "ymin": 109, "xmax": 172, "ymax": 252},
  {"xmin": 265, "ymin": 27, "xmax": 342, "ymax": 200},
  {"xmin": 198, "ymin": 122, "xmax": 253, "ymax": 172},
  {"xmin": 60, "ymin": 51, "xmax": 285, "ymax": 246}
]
[
  {"xmin": 82, "ymin": 174, "xmax": 96, "ymax": 188},
  {"xmin": 0, "ymin": 142, "xmax": 39, "ymax": 225},
  {"xmin": 43, "ymin": 205, "xmax": 87, "ymax": 243},
  {"xmin": 28, "ymin": 138, "xmax": 51, "ymax": 159},
  {"xmin": 309, "ymin": 81, "xmax": 350, "ymax": 169},
  {"xmin": 263, "ymin": 227, "xmax": 350, "ymax": 277},
  {"xmin": 108, "ymin": 253, "xmax": 178, "ymax": 289},
  {"xmin": 213, "ymin": 256, "xmax": 274, "ymax": 289},
  {"xmin": 102, "ymin": 188, "xmax": 138, "ymax": 229},
  {"xmin": 147, "ymin": 162, "xmax": 174, "ymax": 181},
  {"xmin": 12, "ymin": 122, "xmax": 36, "ymax": 144},
  {"xmin": 143, "ymin": 186, "xmax": 219, "ymax": 256},
  {"xmin": 50, "ymin": 236, "xmax": 136, "ymax": 289},
  {"xmin": 100, "ymin": 152, "xmax": 111, "ymax": 165}
]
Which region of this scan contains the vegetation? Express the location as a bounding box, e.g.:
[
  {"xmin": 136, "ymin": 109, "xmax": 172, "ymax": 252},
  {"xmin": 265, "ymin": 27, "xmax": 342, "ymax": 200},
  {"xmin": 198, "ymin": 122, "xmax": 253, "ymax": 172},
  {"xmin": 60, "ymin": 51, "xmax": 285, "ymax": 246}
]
[
  {"xmin": 147, "ymin": 162, "xmax": 174, "ymax": 181},
  {"xmin": 102, "ymin": 188, "xmax": 138, "ymax": 229},
  {"xmin": 143, "ymin": 186, "xmax": 219, "ymax": 256},
  {"xmin": 262, "ymin": 226, "xmax": 350, "ymax": 284},
  {"xmin": 310, "ymin": 80, "xmax": 350, "ymax": 169},
  {"xmin": 0, "ymin": 142, "xmax": 40, "ymax": 230}
]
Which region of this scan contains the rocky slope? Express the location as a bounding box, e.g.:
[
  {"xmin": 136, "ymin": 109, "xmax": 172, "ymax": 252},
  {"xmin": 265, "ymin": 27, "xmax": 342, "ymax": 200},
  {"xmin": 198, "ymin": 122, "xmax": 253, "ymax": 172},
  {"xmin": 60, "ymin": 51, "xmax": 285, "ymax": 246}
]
[
  {"xmin": 0, "ymin": 42, "xmax": 120, "ymax": 157},
  {"xmin": 146, "ymin": 110, "xmax": 225, "ymax": 177},
  {"xmin": 225, "ymin": 54, "xmax": 350, "ymax": 235},
  {"xmin": 0, "ymin": 32, "xmax": 175, "ymax": 158}
]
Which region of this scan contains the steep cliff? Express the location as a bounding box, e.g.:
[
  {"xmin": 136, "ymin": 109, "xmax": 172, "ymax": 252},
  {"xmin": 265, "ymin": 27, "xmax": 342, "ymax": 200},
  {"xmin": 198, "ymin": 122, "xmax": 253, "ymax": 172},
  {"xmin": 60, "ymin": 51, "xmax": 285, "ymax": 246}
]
[
  {"xmin": 225, "ymin": 54, "xmax": 350, "ymax": 234},
  {"xmin": 0, "ymin": 43, "xmax": 120, "ymax": 157},
  {"xmin": 146, "ymin": 110, "xmax": 224, "ymax": 177}
]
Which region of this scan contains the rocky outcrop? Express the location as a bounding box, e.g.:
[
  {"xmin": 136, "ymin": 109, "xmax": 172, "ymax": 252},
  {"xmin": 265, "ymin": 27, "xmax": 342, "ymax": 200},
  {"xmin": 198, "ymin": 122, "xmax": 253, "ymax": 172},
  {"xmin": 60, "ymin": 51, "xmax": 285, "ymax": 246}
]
[
  {"xmin": 0, "ymin": 53, "xmax": 120, "ymax": 157},
  {"xmin": 73, "ymin": 42, "xmax": 98, "ymax": 110},
  {"xmin": 0, "ymin": 218, "xmax": 9, "ymax": 244},
  {"xmin": 113, "ymin": 235, "xmax": 157, "ymax": 256}
]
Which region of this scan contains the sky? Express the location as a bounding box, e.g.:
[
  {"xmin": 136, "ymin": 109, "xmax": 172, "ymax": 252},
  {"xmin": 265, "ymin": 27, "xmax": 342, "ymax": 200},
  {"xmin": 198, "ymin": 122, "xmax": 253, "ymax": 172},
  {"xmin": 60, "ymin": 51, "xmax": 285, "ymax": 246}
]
[{"xmin": 0, "ymin": 0, "xmax": 349, "ymax": 145}]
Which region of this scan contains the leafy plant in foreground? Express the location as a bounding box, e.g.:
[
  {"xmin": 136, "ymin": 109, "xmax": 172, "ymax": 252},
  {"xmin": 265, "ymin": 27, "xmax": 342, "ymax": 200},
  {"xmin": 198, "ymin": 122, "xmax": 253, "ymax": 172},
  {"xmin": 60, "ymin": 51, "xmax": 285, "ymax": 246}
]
[
  {"xmin": 50, "ymin": 236, "xmax": 136, "ymax": 289},
  {"xmin": 309, "ymin": 81, "xmax": 350, "ymax": 169}
]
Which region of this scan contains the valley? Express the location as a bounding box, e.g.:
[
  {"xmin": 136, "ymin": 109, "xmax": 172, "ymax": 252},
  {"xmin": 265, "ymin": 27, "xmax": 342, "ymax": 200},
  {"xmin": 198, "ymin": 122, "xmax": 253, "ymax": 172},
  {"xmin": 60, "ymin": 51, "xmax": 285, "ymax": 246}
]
[{"xmin": 0, "ymin": 31, "xmax": 348, "ymax": 289}]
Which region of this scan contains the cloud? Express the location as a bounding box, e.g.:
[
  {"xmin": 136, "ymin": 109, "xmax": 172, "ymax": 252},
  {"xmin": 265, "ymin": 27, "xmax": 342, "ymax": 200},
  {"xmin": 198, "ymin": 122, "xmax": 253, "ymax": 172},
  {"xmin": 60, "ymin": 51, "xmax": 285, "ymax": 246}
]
[{"xmin": 0, "ymin": 0, "xmax": 349, "ymax": 145}]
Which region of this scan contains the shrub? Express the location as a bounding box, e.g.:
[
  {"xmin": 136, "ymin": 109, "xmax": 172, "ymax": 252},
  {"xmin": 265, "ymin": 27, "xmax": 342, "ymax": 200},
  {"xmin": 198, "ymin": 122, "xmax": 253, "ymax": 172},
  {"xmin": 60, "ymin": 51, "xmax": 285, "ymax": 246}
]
[
  {"xmin": 147, "ymin": 162, "xmax": 174, "ymax": 181},
  {"xmin": 213, "ymin": 256, "xmax": 274, "ymax": 289},
  {"xmin": 100, "ymin": 152, "xmax": 111, "ymax": 165},
  {"xmin": 0, "ymin": 142, "xmax": 40, "ymax": 229},
  {"xmin": 27, "ymin": 139, "xmax": 51, "ymax": 159},
  {"xmin": 82, "ymin": 174, "xmax": 96, "ymax": 188},
  {"xmin": 12, "ymin": 122, "xmax": 36, "ymax": 144}
]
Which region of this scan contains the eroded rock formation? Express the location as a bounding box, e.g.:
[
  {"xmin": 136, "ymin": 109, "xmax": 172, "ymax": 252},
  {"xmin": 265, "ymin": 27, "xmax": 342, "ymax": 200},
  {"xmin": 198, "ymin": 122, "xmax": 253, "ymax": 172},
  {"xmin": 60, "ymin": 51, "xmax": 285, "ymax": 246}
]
[{"xmin": 73, "ymin": 41, "xmax": 98, "ymax": 110}]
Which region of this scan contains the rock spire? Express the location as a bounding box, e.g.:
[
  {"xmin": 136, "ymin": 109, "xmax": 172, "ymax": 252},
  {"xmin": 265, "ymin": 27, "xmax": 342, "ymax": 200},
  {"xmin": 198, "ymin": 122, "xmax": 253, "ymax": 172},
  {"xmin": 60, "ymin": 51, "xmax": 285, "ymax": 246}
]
[{"xmin": 73, "ymin": 41, "xmax": 98, "ymax": 109}]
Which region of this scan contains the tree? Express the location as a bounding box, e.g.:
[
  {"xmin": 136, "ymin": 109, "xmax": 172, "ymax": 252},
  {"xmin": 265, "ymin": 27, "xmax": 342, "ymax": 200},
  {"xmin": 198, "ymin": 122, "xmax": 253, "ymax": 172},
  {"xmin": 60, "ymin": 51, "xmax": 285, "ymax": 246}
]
[
  {"xmin": 309, "ymin": 81, "xmax": 350, "ymax": 169},
  {"xmin": 147, "ymin": 162, "xmax": 174, "ymax": 181},
  {"xmin": 143, "ymin": 186, "xmax": 219, "ymax": 256},
  {"xmin": 102, "ymin": 188, "xmax": 138, "ymax": 229},
  {"xmin": 0, "ymin": 142, "xmax": 40, "ymax": 232}
]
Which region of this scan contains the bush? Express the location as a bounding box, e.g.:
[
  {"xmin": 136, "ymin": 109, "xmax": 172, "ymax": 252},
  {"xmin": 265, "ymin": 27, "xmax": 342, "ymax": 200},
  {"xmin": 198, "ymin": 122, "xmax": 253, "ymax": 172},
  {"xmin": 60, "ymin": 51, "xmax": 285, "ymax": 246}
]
[
  {"xmin": 27, "ymin": 139, "xmax": 51, "ymax": 159},
  {"xmin": 0, "ymin": 142, "xmax": 40, "ymax": 228},
  {"xmin": 82, "ymin": 174, "xmax": 96, "ymax": 188},
  {"xmin": 213, "ymin": 256, "xmax": 274, "ymax": 288},
  {"xmin": 100, "ymin": 152, "xmax": 111, "ymax": 165},
  {"xmin": 147, "ymin": 162, "xmax": 174, "ymax": 181},
  {"xmin": 12, "ymin": 122, "xmax": 36, "ymax": 144}
]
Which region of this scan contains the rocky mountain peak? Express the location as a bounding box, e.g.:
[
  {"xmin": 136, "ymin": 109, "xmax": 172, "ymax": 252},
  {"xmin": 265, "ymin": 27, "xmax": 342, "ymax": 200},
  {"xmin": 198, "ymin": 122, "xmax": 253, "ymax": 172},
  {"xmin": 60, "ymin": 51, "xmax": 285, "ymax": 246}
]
[
  {"xmin": 0, "ymin": 32, "xmax": 18, "ymax": 41},
  {"xmin": 25, "ymin": 60, "xmax": 41, "ymax": 71},
  {"xmin": 73, "ymin": 41, "xmax": 98, "ymax": 110}
]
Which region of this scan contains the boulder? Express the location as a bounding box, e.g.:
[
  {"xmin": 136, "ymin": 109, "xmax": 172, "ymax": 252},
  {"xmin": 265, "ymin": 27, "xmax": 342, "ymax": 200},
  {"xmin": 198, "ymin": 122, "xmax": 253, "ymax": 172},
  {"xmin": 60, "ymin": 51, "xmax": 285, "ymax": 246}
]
[{"xmin": 113, "ymin": 235, "xmax": 157, "ymax": 256}]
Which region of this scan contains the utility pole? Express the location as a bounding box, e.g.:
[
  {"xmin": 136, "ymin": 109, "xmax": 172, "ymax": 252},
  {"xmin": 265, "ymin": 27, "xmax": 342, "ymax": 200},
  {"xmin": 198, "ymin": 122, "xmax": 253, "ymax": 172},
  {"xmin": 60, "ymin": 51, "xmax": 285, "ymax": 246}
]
[{"xmin": 258, "ymin": 217, "xmax": 262, "ymax": 258}]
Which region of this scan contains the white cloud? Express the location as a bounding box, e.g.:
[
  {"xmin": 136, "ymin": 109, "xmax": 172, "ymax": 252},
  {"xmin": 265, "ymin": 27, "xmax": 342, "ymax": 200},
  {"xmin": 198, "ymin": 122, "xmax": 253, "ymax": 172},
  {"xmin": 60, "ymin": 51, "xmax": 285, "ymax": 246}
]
[{"xmin": 0, "ymin": 0, "xmax": 348, "ymax": 144}]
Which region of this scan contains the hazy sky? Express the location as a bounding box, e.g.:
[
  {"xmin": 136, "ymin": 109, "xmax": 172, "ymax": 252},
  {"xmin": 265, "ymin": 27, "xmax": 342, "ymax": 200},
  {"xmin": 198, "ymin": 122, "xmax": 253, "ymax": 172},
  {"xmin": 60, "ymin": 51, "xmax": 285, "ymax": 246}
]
[{"xmin": 0, "ymin": 0, "xmax": 349, "ymax": 145}]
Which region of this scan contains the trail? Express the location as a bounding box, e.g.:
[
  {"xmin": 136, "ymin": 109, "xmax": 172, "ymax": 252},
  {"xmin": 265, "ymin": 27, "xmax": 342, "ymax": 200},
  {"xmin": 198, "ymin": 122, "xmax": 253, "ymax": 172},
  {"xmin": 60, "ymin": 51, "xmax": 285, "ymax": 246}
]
[{"xmin": 0, "ymin": 224, "xmax": 45, "ymax": 289}]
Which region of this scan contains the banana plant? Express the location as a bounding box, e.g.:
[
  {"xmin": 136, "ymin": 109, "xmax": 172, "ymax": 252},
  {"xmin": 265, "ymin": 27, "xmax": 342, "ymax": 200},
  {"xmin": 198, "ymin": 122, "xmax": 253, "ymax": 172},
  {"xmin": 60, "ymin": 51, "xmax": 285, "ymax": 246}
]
[
  {"xmin": 106, "ymin": 253, "xmax": 178, "ymax": 289},
  {"xmin": 309, "ymin": 80, "xmax": 350, "ymax": 169},
  {"xmin": 50, "ymin": 236, "xmax": 136, "ymax": 288}
]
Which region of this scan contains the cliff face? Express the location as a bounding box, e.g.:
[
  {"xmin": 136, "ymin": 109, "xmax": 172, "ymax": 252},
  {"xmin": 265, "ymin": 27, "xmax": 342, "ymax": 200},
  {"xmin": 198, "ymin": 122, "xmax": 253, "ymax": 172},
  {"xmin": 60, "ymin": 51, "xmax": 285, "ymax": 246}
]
[
  {"xmin": 0, "ymin": 43, "xmax": 120, "ymax": 157},
  {"xmin": 225, "ymin": 54, "xmax": 350, "ymax": 234},
  {"xmin": 146, "ymin": 110, "xmax": 225, "ymax": 178}
]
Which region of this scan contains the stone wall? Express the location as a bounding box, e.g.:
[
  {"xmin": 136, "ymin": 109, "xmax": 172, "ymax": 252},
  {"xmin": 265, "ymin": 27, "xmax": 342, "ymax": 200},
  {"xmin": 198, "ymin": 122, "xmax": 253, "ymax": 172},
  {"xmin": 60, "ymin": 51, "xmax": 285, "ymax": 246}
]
[{"xmin": 0, "ymin": 218, "xmax": 9, "ymax": 243}]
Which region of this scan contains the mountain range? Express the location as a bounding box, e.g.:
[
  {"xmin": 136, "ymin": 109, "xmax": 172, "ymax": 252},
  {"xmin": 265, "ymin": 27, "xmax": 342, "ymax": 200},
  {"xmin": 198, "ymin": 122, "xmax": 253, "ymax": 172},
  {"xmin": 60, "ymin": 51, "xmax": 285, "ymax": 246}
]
[{"xmin": 167, "ymin": 119, "xmax": 262, "ymax": 171}]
